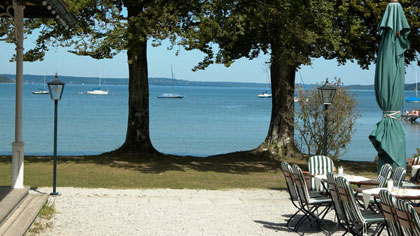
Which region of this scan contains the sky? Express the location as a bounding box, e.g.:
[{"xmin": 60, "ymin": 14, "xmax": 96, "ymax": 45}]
[{"xmin": 1, "ymin": 36, "xmax": 419, "ymax": 86}]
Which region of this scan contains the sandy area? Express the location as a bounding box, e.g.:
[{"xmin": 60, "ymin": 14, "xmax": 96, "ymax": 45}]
[{"xmin": 32, "ymin": 188, "xmax": 345, "ymax": 236}]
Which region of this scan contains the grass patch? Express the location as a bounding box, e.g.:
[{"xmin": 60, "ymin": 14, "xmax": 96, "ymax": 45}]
[
  {"xmin": 27, "ymin": 202, "xmax": 56, "ymax": 235},
  {"xmin": 0, "ymin": 152, "xmax": 378, "ymax": 190}
]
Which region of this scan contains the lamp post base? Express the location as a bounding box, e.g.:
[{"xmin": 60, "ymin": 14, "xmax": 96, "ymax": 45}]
[{"xmin": 50, "ymin": 192, "xmax": 60, "ymax": 196}]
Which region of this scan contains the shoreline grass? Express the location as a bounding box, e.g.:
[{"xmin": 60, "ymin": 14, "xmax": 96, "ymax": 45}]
[{"xmin": 0, "ymin": 152, "xmax": 378, "ymax": 190}]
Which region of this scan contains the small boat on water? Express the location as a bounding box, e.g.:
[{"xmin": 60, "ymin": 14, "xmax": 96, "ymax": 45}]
[
  {"xmin": 258, "ymin": 91, "xmax": 272, "ymax": 98},
  {"xmin": 158, "ymin": 66, "xmax": 184, "ymax": 99},
  {"xmin": 87, "ymin": 88, "xmax": 108, "ymax": 95},
  {"xmin": 32, "ymin": 75, "xmax": 49, "ymax": 95},
  {"xmin": 406, "ymin": 97, "xmax": 420, "ymax": 103},
  {"xmin": 88, "ymin": 66, "xmax": 109, "ymax": 95},
  {"xmin": 158, "ymin": 93, "xmax": 184, "ymax": 99},
  {"xmin": 32, "ymin": 88, "xmax": 49, "ymax": 95}
]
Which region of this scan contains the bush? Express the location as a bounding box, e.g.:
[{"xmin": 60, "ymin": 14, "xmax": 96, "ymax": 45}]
[{"xmin": 294, "ymin": 78, "xmax": 360, "ymax": 160}]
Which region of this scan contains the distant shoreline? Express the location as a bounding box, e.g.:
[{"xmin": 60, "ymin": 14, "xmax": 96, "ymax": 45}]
[{"xmin": 1, "ymin": 73, "xmax": 419, "ymax": 90}]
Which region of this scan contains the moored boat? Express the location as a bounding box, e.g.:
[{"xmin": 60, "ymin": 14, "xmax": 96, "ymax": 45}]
[{"xmin": 258, "ymin": 92, "xmax": 272, "ymax": 98}]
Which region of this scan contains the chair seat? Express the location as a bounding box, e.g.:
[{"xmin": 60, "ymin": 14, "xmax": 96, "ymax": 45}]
[
  {"xmin": 360, "ymin": 210, "xmax": 384, "ymax": 223},
  {"xmin": 308, "ymin": 195, "xmax": 332, "ymax": 204},
  {"xmin": 309, "ymin": 191, "xmax": 327, "ymax": 198}
]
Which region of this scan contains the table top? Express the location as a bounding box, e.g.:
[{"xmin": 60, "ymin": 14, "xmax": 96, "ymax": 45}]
[
  {"xmin": 314, "ymin": 174, "xmax": 374, "ymax": 191},
  {"xmin": 314, "ymin": 174, "xmax": 373, "ymax": 184},
  {"xmin": 363, "ymin": 187, "xmax": 420, "ymax": 200},
  {"xmin": 361, "ymin": 187, "xmax": 420, "ymax": 208}
]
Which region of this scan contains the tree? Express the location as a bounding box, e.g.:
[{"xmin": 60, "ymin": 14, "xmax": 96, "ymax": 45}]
[
  {"xmin": 294, "ymin": 79, "xmax": 360, "ymax": 160},
  {"xmin": 179, "ymin": 0, "xmax": 420, "ymax": 160},
  {"xmin": 17, "ymin": 0, "xmax": 201, "ymax": 156}
]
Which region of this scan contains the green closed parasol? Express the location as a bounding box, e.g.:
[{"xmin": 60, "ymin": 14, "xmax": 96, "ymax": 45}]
[{"xmin": 369, "ymin": 1, "xmax": 410, "ymax": 170}]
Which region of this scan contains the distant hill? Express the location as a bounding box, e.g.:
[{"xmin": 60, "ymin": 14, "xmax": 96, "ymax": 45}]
[
  {"xmin": 346, "ymin": 84, "xmax": 375, "ymax": 90},
  {"xmin": 1, "ymin": 74, "xmax": 419, "ymax": 90},
  {"xmin": 0, "ymin": 75, "xmax": 13, "ymax": 83},
  {"xmin": 0, "ymin": 74, "xmax": 268, "ymax": 88},
  {"xmin": 346, "ymin": 83, "xmax": 420, "ymax": 91}
]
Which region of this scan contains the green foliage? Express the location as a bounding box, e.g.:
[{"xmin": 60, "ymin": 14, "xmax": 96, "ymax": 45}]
[
  {"xmin": 5, "ymin": 0, "xmax": 201, "ymax": 61},
  {"xmin": 0, "ymin": 75, "xmax": 13, "ymax": 83},
  {"xmin": 179, "ymin": 0, "xmax": 342, "ymax": 70},
  {"xmin": 179, "ymin": 1, "xmax": 420, "ymax": 71},
  {"xmin": 294, "ymin": 78, "xmax": 360, "ymax": 160},
  {"xmin": 414, "ymin": 148, "xmax": 420, "ymax": 158}
]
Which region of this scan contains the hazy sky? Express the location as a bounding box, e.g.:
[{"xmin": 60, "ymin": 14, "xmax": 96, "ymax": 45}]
[{"xmin": 1, "ymin": 36, "xmax": 419, "ymax": 85}]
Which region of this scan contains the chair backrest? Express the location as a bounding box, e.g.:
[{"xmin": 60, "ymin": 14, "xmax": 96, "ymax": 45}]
[
  {"xmin": 394, "ymin": 198, "xmax": 420, "ymax": 236},
  {"xmin": 377, "ymin": 163, "xmax": 393, "ymax": 187},
  {"xmin": 308, "ymin": 155, "xmax": 334, "ymax": 191},
  {"xmin": 392, "ymin": 167, "xmax": 406, "ymax": 187},
  {"xmin": 291, "ymin": 164, "xmax": 310, "ymax": 205},
  {"xmin": 413, "ymin": 157, "xmax": 420, "ymax": 166},
  {"xmin": 378, "ymin": 190, "xmax": 401, "ymax": 236},
  {"xmin": 326, "ymin": 172, "xmax": 346, "ymax": 222},
  {"xmin": 335, "ymin": 177, "xmax": 365, "ymax": 226},
  {"xmin": 281, "ymin": 162, "xmax": 299, "ymax": 201}
]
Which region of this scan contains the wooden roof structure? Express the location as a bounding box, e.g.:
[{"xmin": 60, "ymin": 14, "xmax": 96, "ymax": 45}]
[{"xmin": 0, "ymin": 0, "xmax": 75, "ymax": 27}]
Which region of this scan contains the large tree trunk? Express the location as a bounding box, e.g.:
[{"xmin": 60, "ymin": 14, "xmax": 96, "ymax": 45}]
[
  {"xmin": 115, "ymin": 3, "xmax": 158, "ymax": 155},
  {"xmin": 256, "ymin": 42, "xmax": 299, "ymax": 159}
]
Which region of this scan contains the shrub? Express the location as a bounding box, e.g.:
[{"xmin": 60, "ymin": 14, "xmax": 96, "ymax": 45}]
[{"xmin": 294, "ymin": 78, "xmax": 360, "ymax": 160}]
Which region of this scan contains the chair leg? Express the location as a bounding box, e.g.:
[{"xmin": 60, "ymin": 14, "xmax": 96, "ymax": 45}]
[
  {"xmin": 374, "ymin": 223, "xmax": 385, "ymax": 236},
  {"xmin": 320, "ymin": 204, "xmax": 331, "ymax": 220},
  {"xmin": 294, "ymin": 204, "xmax": 317, "ymax": 231},
  {"xmin": 286, "ymin": 208, "xmax": 301, "ymax": 228}
]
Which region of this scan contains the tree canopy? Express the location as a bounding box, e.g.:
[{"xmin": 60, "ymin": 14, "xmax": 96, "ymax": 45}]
[{"xmin": 176, "ymin": 0, "xmax": 420, "ymax": 158}]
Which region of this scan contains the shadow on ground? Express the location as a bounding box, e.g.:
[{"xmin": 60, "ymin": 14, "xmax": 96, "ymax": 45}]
[
  {"xmin": 0, "ymin": 150, "xmax": 376, "ymax": 178},
  {"xmin": 255, "ymin": 214, "xmax": 343, "ymax": 236},
  {"xmin": 0, "ymin": 150, "xmax": 288, "ymax": 175}
]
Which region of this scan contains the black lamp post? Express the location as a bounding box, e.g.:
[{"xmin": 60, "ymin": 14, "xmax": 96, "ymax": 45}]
[
  {"xmin": 317, "ymin": 79, "xmax": 337, "ymax": 156},
  {"xmin": 47, "ymin": 73, "xmax": 65, "ymax": 195}
]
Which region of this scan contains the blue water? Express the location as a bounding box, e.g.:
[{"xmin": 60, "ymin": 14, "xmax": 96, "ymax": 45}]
[{"xmin": 0, "ymin": 83, "xmax": 419, "ymax": 162}]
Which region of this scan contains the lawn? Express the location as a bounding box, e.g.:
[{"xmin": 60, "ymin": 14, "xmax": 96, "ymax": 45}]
[{"xmin": 0, "ymin": 152, "xmax": 378, "ymax": 189}]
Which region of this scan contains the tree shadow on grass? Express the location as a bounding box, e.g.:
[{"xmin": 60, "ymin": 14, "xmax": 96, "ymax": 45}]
[
  {"xmin": 0, "ymin": 151, "xmax": 376, "ymax": 176},
  {"xmin": 0, "ymin": 150, "xmax": 284, "ymax": 174}
]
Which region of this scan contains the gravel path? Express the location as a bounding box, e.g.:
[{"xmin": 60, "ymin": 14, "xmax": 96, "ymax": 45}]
[{"xmin": 33, "ymin": 188, "xmax": 344, "ymax": 236}]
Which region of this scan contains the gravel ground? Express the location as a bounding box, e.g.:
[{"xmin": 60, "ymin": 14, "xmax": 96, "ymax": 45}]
[{"xmin": 33, "ymin": 188, "xmax": 346, "ymax": 236}]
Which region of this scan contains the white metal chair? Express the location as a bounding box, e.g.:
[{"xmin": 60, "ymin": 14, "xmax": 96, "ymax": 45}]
[
  {"xmin": 377, "ymin": 163, "xmax": 393, "ymax": 188},
  {"xmin": 308, "ymin": 155, "xmax": 334, "ymax": 191},
  {"xmin": 378, "ymin": 190, "xmax": 401, "ymax": 236},
  {"xmin": 291, "ymin": 164, "xmax": 332, "ymax": 232},
  {"xmin": 394, "ymin": 198, "xmax": 420, "ymax": 236},
  {"xmin": 336, "ymin": 177, "xmax": 385, "ymax": 235},
  {"xmin": 392, "ymin": 167, "xmax": 406, "ymax": 187}
]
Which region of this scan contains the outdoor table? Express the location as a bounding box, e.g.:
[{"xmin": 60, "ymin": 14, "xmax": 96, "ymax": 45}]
[
  {"xmin": 314, "ymin": 174, "xmax": 372, "ymax": 191},
  {"xmin": 361, "ymin": 187, "xmax": 420, "ymax": 209}
]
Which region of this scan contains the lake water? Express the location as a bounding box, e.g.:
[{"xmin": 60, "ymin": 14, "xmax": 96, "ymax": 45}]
[{"xmin": 0, "ymin": 83, "xmax": 419, "ymax": 162}]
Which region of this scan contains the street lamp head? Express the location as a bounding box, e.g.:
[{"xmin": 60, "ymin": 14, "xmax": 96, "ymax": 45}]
[
  {"xmin": 317, "ymin": 78, "xmax": 337, "ymax": 105},
  {"xmin": 47, "ymin": 73, "xmax": 65, "ymax": 101}
]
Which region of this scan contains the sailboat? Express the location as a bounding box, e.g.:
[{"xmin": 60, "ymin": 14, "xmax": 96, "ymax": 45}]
[
  {"xmin": 405, "ymin": 71, "xmax": 420, "ymax": 103},
  {"xmin": 158, "ymin": 66, "xmax": 184, "ymax": 99},
  {"xmin": 258, "ymin": 72, "xmax": 272, "ymax": 98},
  {"xmin": 258, "ymin": 91, "xmax": 272, "ymax": 98},
  {"xmin": 87, "ymin": 67, "xmax": 109, "ymax": 95},
  {"xmin": 32, "ymin": 75, "xmax": 49, "ymax": 95}
]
